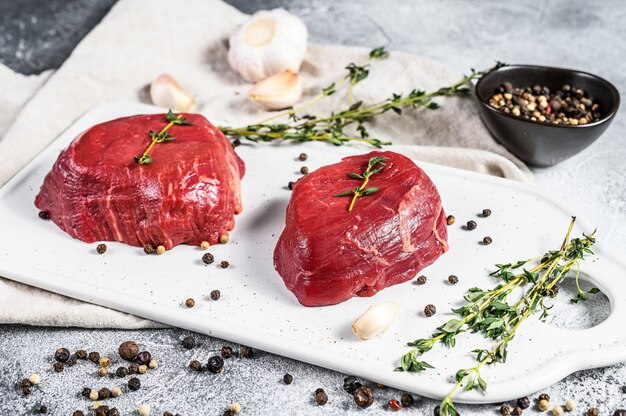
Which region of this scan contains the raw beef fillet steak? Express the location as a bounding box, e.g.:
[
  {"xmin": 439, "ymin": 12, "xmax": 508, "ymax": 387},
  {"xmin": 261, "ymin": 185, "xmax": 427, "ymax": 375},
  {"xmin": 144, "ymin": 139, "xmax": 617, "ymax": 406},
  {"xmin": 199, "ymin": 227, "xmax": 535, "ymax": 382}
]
[
  {"xmin": 35, "ymin": 113, "xmax": 245, "ymax": 249},
  {"xmin": 274, "ymin": 151, "xmax": 448, "ymax": 306}
]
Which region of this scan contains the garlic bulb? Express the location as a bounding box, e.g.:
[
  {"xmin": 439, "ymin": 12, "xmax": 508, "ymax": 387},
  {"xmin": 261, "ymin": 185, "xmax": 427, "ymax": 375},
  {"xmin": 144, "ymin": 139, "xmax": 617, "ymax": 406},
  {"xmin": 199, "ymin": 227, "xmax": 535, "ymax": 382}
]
[
  {"xmin": 249, "ymin": 70, "xmax": 302, "ymax": 110},
  {"xmin": 228, "ymin": 8, "xmax": 308, "ymax": 83},
  {"xmin": 352, "ymin": 302, "xmax": 400, "ymax": 340},
  {"xmin": 149, "ymin": 74, "xmax": 195, "ymax": 112}
]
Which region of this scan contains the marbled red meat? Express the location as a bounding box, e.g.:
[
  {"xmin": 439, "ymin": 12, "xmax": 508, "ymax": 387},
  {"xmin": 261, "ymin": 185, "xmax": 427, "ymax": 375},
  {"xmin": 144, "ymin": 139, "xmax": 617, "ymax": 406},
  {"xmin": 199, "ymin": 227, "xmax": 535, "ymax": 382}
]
[
  {"xmin": 274, "ymin": 151, "xmax": 448, "ymax": 306},
  {"xmin": 35, "ymin": 113, "xmax": 245, "ymax": 249}
]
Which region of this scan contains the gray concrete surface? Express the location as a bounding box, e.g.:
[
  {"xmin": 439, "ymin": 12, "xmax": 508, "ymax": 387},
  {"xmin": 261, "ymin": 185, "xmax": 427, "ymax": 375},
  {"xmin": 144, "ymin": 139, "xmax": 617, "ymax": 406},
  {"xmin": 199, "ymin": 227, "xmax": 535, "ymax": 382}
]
[{"xmin": 1, "ymin": 0, "xmax": 625, "ymax": 414}]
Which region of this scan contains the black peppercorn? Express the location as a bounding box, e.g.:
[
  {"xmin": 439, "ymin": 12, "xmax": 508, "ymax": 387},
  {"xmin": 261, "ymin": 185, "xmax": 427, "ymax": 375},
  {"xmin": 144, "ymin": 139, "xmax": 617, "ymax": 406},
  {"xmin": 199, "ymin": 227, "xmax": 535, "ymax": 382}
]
[
  {"xmin": 446, "ymin": 215, "xmax": 455, "ymax": 225},
  {"xmin": 72, "ymin": 411, "xmax": 84, "ymax": 416},
  {"xmin": 22, "ymin": 385, "xmax": 32, "ymax": 396},
  {"xmin": 354, "ymin": 386, "xmax": 374, "ymax": 408},
  {"xmin": 433, "ymin": 406, "xmax": 441, "ymax": 416},
  {"xmin": 207, "ymin": 355, "xmax": 224, "ymax": 373},
  {"xmin": 424, "ymin": 304, "xmax": 436, "ymax": 317},
  {"xmin": 512, "ymin": 406, "xmax": 522, "ymax": 416},
  {"xmin": 38, "ymin": 405, "xmax": 48, "ymax": 414},
  {"xmin": 202, "ymin": 252, "xmax": 214, "ymax": 265},
  {"xmin": 232, "ymin": 138, "xmax": 241, "ymax": 147},
  {"xmin": 210, "ymin": 290, "xmax": 221, "ymax": 301},
  {"xmin": 415, "ymin": 275, "xmax": 427, "ymax": 285},
  {"xmin": 95, "ymin": 407, "xmax": 109, "ymax": 416},
  {"xmin": 500, "ymin": 404, "xmax": 512, "ymax": 415},
  {"xmin": 98, "ymin": 388, "xmax": 111, "ymax": 400},
  {"xmin": 88, "ymin": 351, "xmax": 100, "ymax": 364},
  {"xmin": 298, "ymin": 153, "xmax": 308, "ymax": 161},
  {"xmin": 66, "ymin": 355, "xmax": 77, "ymax": 367},
  {"xmin": 613, "ymin": 410, "xmax": 626, "ymax": 416},
  {"xmin": 38, "ymin": 211, "xmax": 50, "ymax": 220},
  {"xmin": 482, "ymin": 209, "xmax": 492, "ymax": 217},
  {"xmin": 182, "ymin": 336, "xmax": 196, "ymax": 349},
  {"xmin": 136, "ymin": 351, "xmax": 151, "ymax": 365},
  {"xmin": 96, "ymin": 243, "xmax": 107, "ymax": 254},
  {"xmin": 400, "ymin": 392, "xmax": 414, "ymax": 408},
  {"xmin": 538, "ymin": 393, "xmax": 550, "ymax": 401},
  {"xmin": 143, "ymin": 244, "xmax": 155, "ymax": 254},
  {"xmin": 54, "ymin": 347, "xmax": 70, "ymax": 363},
  {"xmin": 300, "ymin": 166, "xmax": 309, "ymax": 174},
  {"xmin": 466, "ymin": 220, "xmax": 477, "ymax": 230},
  {"xmin": 483, "ymin": 236, "xmax": 493, "ymax": 245},
  {"xmin": 220, "ymin": 346, "xmax": 233, "ymax": 359},
  {"xmin": 283, "ymin": 373, "xmax": 293, "ymax": 385},
  {"xmin": 448, "ymin": 275, "xmax": 459, "ymax": 285},
  {"xmin": 189, "ymin": 360, "xmax": 202, "ymax": 371},
  {"xmin": 163, "ymin": 413, "xmax": 174, "ymax": 416},
  {"xmin": 128, "ymin": 363, "xmax": 139, "ymax": 374},
  {"xmin": 119, "ymin": 341, "xmax": 139, "ymax": 361},
  {"xmin": 220, "ymin": 260, "xmax": 229, "ymax": 268},
  {"xmin": 517, "ymin": 396, "xmax": 530, "ymax": 409},
  {"xmin": 587, "ymin": 409, "xmax": 599, "ymax": 416},
  {"xmin": 314, "ymin": 388, "xmax": 328, "ymax": 405},
  {"xmin": 107, "ymin": 409, "xmax": 120, "ymax": 416},
  {"xmin": 76, "ymin": 349, "xmax": 87, "ymax": 359},
  {"xmin": 240, "ymin": 346, "xmax": 253, "ymax": 358},
  {"xmin": 81, "ymin": 387, "xmax": 91, "ymax": 398},
  {"xmin": 185, "ymin": 298, "xmax": 195, "ymax": 308},
  {"xmin": 288, "ymin": 181, "xmax": 294, "ymax": 190},
  {"xmin": 115, "ymin": 367, "xmax": 128, "ymax": 378},
  {"xmin": 53, "ymin": 362, "xmax": 64, "ymax": 373},
  {"xmin": 342, "ymin": 376, "xmax": 361, "ymax": 395},
  {"xmin": 20, "ymin": 378, "xmax": 31, "ymax": 388},
  {"xmin": 128, "ymin": 377, "xmax": 141, "ymax": 391}
]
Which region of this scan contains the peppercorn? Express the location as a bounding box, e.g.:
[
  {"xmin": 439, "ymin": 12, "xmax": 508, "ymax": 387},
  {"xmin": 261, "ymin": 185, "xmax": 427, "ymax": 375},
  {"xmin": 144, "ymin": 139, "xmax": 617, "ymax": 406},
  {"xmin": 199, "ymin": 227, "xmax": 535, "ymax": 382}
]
[
  {"xmin": 240, "ymin": 346, "xmax": 253, "ymax": 358},
  {"xmin": 615, "ymin": 411, "xmax": 626, "ymax": 416},
  {"xmin": 202, "ymin": 252, "xmax": 214, "ymax": 265},
  {"xmin": 448, "ymin": 275, "xmax": 459, "ymax": 285},
  {"xmin": 354, "ymin": 386, "xmax": 374, "ymax": 408},
  {"xmin": 538, "ymin": 399, "xmax": 549, "ymax": 411},
  {"xmin": 54, "ymin": 347, "xmax": 70, "ymax": 363},
  {"xmin": 343, "ymin": 376, "xmax": 361, "ymax": 394},
  {"xmin": 298, "ymin": 153, "xmax": 308, "ymax": 161},
  {"xmin": 119, "ymin": 341, "xmax": 139, "ymax": 361},
  {"xmin": 512, "ymin": 407, "xmax": 523, "ymax": 416},
  {"xmin": 466, "ymin": 220, "xmax": 477, "ymax": 230},
  {"xmin": 232, "ymin": 138, "xmax": 241, "ymax": 147},
  {"xmin": 564, "ymin": 401, "xmax": 576, "ymax": 411},
  {"xmin": 314, "ymin": 388, "xmax": 328, "ymax": 405},
  {"xmin": 156, "ymin": 245, "xmax": 166, "ymax": 254},
  {"xmin": 538, "ymin": 393, "xmax": 550, "ymax": 401},
  {"xmin": 283, "ymin": 373, "xmax": 293, "ymax": 384},
  {"xmin": 483, "ymin": 236, "xmax": 493, "ymax": 245},
  {"xmin": 97, "ymin": 367, "xmax": 108, "ymax": 377},
  {"xmin": 128, "ymin": 377, "xmax": 141, "ymax": 391},
  {"xmin": 185, "ymin": 298, "xmax": 195, "ymax": 308},
  {"xmin": 300, "ymin": 166, "xmax": 309, "ymax": 174},
  {"xmin": 230, "ymin": 402, "xmax": 242, "ymax": 414},
  {"xmin": 148, "ymin": 359, "xmax": 158, "ymax": 369},
  {"xmin": 88, "ymin": 351, "xmax": 100, "ymax": 363},
  {"xmin": 98, "ymin": 388, "xmax": 111, "ymax": 400},
  {"xmin": 76, "ymin": 349, "xmax": 88, "ymax": 359},
  {"xmin": 552, "ymin": 405, "xmax": 564, "ymax": 416},
  {"xmin": 53, "ymin": 362, "xmax": 64, "ymax": 373},
  {"xmin": 128, "ymin": 363, "xmax": 139, "ymax": 374},
  {"xmin": 288, "ymin": 181, "xmax": 294, "ymax": 190},
  {"xmin": 138, "ymin": 365, "xmax": 148, "ymax": 374},
  {"xmin": 220, "ymin": 234, "xmax": 229, "ymax": 244},
  {"xmin": 22, "ymin": 385, "xmax": 31, "ymax": 396},
  {"xmin": 424, "ymin": 304, "xmax": 436, "ymax": 317},
  {"xmin": 389, "ymin": 399, "xmax": 402, "ymax": 411},
  {"xmin": 163, "ymin": 413, "xmax": 174, "ymax": 416},
  {"xmin": 38, "ymin": 210, "xmax": 50, "ymax": 220},
  {"xmin": 482, "ymin": 209, "xmax": 492, "ymax": 217},
  {"xmin": 223, "ymin": 411, "xmax": 234, "ymax": 416},
  {"xmin": 181, "ymin": 336, "xmax": 196, "ymax": 350},
  {"xmin": 81, "ymin": 387, "xmax": 91, "ymax": 398},
  {"xmin": 96, "ymin": 243, "xmax": 107, "ymax": 254},
  {"xmin": 95, "ymin": 406, "xmax": 109, "ymax": 416},
  {"xmin": 99, "ymin": 356, "xmax": 110, "ymax": 367},
  {"xmin": 107, "ymin": 408, "xmax": 120, "ymax": 416},
  {"xmin": 587, "ymin": 409, "xmax": 598, "ymax": 416},
  {"xmin": 415, "ymin": 275, "xmax": 427, "ymax": 285},
  {"xmin": 207, "ymin": 355, "xmax": 224, "ymax": 373},
  {"xmin": 434, "ymin": 406, "xmax": 441, "ymax": 416},
  {"xmin": 221, "ymin": 346, "xmax": 234, "ymax": 358},
  {"xmin": 446, "ymin": 215, "xmax": 455, "ymax": 225},
  {"xmin": 20, "ymin": 378, "xmax": 31, "ymax": 388},
  {"xmin": 516, "ymin": 397, "xmax": 530, "ymax": 409},
  {"xmin": 89, "ymin": 390, "xmax": 99, "ymax": 401},
  {"xmin": 28, "ymin": 374, "xmax": 41, "ymax": 385},
  {"xmin": 500, "ymin": 404, "xmax": 512, "ymax": 415},
  {"xmin": 189, "ymin": 360, "xmax": 202, "ymax": 371},
  {"xmin": 38, "ymin": 405, "xmax": 48, "ymax": 414},
  {"xmin": 400, "ymin": 392, "xmax": 414, "ymax": 408},
  {"xmin": 210, "ymin": 290, "xmax": 221, "ymax": 301},
  {"xmin": 220, "ymin": 260, "xmax": 229, "ymax": 268},
  {"xmin": 66, "ymin": 356, "xmax": 77, "ymax": 367},
  {"xmin": 143, "ymin": 244, "xmax": 155, "ymax": 254},
  {"xmin": 115, "ymin": 366, "xmax": 127, "ymax": 378},
  {"xmin": 111, "ymin": 386, "xmax": 122, "ymax": 398},
  {"xmin": 138, "ymin": 404, "xmax": 150, "ymax": 416},
  {"xmin": 72, "ymin": 411, "xmax": 84, "ymax": 416}
]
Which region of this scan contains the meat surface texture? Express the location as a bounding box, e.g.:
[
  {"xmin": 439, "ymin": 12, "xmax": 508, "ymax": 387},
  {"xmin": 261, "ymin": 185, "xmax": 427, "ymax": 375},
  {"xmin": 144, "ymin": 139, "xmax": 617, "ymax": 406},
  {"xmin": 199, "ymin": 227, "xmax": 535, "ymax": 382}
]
[
  {"xmin": 274, "ymin": 151, "xmax": 448, "ymax": 306},
  {"xmin": 35, "ymin": 113, "xmax": 245, "ymax": 249}
]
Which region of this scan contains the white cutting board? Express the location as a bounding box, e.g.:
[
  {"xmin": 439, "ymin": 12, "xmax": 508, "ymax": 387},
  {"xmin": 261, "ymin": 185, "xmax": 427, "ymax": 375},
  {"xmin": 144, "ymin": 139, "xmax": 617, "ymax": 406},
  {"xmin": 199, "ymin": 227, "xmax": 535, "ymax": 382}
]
[{"xmin": 1, "ymin": 103, "xmax": 625, "ymax": 403}]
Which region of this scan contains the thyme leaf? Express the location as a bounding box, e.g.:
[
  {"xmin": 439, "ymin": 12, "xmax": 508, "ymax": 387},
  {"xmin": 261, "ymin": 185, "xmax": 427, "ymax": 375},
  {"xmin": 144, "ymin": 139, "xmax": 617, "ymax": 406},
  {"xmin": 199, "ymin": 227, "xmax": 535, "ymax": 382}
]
[
  {"xmin": 334, "ymin": 156, "xmax": 386, "ymax": 211},
  {"xmin": 134, "ymin": 110, "xmax": 193, "ymax": 165}
]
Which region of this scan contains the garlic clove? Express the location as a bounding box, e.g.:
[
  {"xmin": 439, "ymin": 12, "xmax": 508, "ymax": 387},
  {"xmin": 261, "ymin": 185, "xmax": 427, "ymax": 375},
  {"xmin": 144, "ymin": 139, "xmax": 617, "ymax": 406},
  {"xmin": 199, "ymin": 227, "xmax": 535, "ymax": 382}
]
[
  {"xmin": 149, "ymin": 74, "xmax": 196, "ymax": 112},
  {"xmin": 228, "ymin": 8, "xmax": 308, "ymax": 83},
  {"xmin": 249, "ymin": 70, "xmax": 303, "ymax": 111},
  {"xmin": 352, "ymin": 302, "xmax": 400, "ymax": 340}
]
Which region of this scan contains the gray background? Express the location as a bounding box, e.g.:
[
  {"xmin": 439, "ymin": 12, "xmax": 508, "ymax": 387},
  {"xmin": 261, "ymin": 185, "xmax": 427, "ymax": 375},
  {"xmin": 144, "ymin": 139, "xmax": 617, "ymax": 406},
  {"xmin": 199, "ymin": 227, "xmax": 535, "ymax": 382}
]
[{"xmin": 1, "ymin": 0, "xmax": 625, "ymax": 415}]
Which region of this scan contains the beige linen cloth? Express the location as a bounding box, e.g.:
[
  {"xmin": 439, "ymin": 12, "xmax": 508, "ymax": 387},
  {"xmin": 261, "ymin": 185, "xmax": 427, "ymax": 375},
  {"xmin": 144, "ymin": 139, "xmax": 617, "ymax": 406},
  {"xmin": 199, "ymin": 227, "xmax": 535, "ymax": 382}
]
[{"xmin": 0, "ymin": 0, "xmax": 530, "ymax": 328}]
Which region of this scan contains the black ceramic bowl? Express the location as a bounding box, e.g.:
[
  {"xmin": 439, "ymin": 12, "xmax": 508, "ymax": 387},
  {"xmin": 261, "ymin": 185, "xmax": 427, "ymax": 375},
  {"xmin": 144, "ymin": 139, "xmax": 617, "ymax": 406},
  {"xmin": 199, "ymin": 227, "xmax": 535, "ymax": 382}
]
[{"xmin": 474, "ymin": 65, "xmax": 620, "ymax": 167}]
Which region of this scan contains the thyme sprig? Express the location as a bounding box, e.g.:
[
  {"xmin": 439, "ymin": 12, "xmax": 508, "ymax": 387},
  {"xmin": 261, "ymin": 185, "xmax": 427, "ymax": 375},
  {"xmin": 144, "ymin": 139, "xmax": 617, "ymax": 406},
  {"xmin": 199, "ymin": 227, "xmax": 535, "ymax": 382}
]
[
  {"xmin": 217, "ymin": 48, "xmax": 503, "ymax": 148},
  {"xmin": 394, "ymin": 217, "xmax": 598, "ymax": 415},
  {"xmin": 334, "ymin": 156, "xmax": 386, "ymax": 211},
  {"xmin": 134, "ymin": 110, "xmax": 194, "ymax": 165}
]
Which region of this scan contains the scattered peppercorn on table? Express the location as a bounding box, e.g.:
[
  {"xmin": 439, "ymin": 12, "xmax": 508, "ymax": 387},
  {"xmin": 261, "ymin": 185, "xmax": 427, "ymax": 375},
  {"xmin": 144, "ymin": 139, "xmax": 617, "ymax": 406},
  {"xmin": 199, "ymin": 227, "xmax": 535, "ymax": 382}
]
[{"xmin": 1, "ymin": 0, "xmax": 626, "ymax": 415}]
